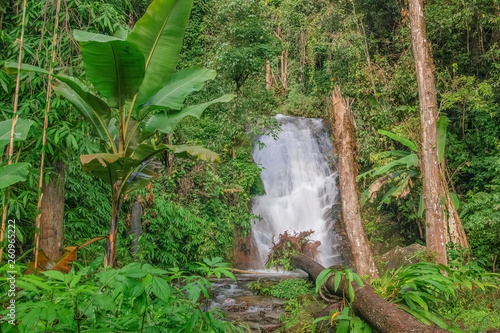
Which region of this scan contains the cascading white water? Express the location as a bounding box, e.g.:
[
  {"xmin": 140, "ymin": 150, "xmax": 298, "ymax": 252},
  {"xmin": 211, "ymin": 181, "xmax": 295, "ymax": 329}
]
[{"xmin": 251, "ymin": 114, "xmax": 342, "ymax": 268}]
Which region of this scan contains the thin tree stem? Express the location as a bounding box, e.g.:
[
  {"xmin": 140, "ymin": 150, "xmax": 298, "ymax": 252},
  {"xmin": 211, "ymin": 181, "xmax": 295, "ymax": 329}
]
[{"xmin": 0, "ymin": 0, "xmax": 28, "ymax": 263}]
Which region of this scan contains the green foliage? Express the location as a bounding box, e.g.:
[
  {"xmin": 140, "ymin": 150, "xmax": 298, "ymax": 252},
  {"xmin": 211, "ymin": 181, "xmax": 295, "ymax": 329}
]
[
  {"xmin": 0, "ymin": 260, "xmax": 248, "ymax": 333},
  {"xmin": 249, "ymin": 278, "xmax": 314, "ymax": 299},
  {"xmin": 372, "ymin": 260, "xmax": 500, "ymax": 332},
  {"xmin": 313, "ymin": 306, "xmax": 372, "ymax": 333},
  {"xmin": 315, "ymin": 268, "xmax": 363, "ymax": 303}
]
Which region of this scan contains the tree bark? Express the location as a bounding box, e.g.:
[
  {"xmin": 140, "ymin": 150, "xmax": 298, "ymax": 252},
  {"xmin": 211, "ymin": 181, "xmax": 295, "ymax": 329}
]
[
  {"xmin": 130, "ymin": 201, "xmax": 142, "ymax": 257},
  {"xmin": 330, "ymin": 86, "xmax": 379, "ymax": 280},
  {"xmin": 39, "ymin": 160, "xmax": 65, "ymax": 261},
  {"xmin": 409, "ymin": 0, "xmax": 447, "ymax": 265},
  {"xmin": 290, "ymin": 254, "xmax": 450, "ymax": 333}
]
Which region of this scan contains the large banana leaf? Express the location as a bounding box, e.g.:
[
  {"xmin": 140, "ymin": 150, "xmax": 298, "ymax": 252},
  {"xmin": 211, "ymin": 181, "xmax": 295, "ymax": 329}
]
[
  {"xmin": 0, "ymin": 163, "xmax": 31, "ymax": 189},
  {"xmin": 146, "ymin": 67, "xmax": 216, "ymax": 110},
  {"xmin": 145, "ymin": 94, "xmax": 235, "ymax": 133},
  {"xmin": 53, "ymin": 81, "xmax": 114, "ymax": 145},
  {"xmin": 127, "ymin": 0, "xmax": 194, "ymax": 106},
  {"xmin": 132, "ymin": 143, "xmax": 220, "ymax": 163},
  {"xmin": 123, "ymin": 158, "xmax": 162, "ymax": 194},
  {"xmin": 0, "ymin": 118, "xmax": 34, "ymax": 152},
  {"xmin": 378, "ymin": 129, "xmax": 418, "ymax": 152},
  {"xmin": 80, "ymin": 153, "xmax": 133, "ymax": 185},
  {"xmin": 372, "ymin": 153, "xmax": 418, "ymax": 176},
  {"xmin": 74, "ymin": 30, "xmax": 145, "ymax": 108}
]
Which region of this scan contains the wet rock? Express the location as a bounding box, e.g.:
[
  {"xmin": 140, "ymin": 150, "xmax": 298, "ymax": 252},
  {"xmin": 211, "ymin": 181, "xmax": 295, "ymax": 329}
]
[{"xmin": 380, "ymin": 244, "xmax": 426, "ymax": 272}]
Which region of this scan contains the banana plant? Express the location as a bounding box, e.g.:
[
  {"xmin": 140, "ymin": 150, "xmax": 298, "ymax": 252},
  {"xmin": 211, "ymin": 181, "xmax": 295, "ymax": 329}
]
[
  {"xmin": 5, "ymin": 0, "xmax": 235, "ymax": 267},
  {"xmin": 358, "ymin": 117, "xmax": 449, "ymax": 211}
]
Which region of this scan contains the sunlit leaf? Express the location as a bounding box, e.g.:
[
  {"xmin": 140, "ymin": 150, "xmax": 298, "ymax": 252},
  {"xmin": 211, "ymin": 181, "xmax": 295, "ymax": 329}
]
[
  {"xmin": 74, "ymin": 30, "xmax": 145, "ymax": 108},
  {"xmin": 127, "ymin": 0, "xmax": 195, "ymax": 105},
  {"xmin": 145, "ymin": 94, "xmax": 235, "ymax": 133},
  {"xmin": 146, "ymin": 67, "xmax": 216, "ymax": 110},
  {"xmin": 378, "ymin": 129, "xmax": 418, "ymax": 152}
]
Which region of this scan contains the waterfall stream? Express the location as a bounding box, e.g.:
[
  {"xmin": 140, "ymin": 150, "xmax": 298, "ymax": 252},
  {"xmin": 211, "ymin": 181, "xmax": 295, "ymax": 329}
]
[{"xmin": 251, "ymin": 115, "xmax": 342, "ymax": 268}]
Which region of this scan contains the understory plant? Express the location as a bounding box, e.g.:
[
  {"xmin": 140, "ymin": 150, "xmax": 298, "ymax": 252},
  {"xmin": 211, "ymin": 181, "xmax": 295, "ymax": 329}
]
[
  {"xmin": 4, "ymin": 0, "xmax": 234, "ymax": 266},
  {"xmin": 371, "ymin": 261, "xmax": 500, "ymax": 332},
  {"xmin": 0, "ymin": 259, "xmax": 248, "ymax": 333},
  {"xmin": 313, "ymin": 268, "xmax": 371, "ymax": 333}
]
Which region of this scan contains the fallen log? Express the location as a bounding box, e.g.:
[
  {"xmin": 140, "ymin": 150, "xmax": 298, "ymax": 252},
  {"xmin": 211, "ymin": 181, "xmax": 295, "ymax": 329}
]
[{"xmin": 290, "ymin": 254, "xmax": 451, "ymax": 333}]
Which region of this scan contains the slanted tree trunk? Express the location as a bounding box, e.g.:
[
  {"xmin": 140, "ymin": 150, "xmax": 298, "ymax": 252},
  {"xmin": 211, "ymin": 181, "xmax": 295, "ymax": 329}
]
[
  {"xmin": 290, "ymin": 254, "xmax": 450, "ymax": 333},
  {"xmin": 330, "ymin": 86, "xmax": 379, "ymax": 280},
  {"xmin": 39, "ymin": 160, "xmax": 65, "ymax": 261},
  {"xmin": 409, "ymin": 0, "xmax": 447, "ymax": 265}
]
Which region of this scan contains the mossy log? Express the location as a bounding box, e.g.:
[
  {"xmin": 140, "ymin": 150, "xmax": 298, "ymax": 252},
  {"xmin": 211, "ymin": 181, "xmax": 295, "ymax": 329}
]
[{"xmin": 290, "ymin": 254, "xmax": 450, "ymax": 333}]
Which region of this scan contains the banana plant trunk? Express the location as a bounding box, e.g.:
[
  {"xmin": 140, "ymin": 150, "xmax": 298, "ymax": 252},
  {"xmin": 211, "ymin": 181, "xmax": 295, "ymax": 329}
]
[{"xmin": 105, "ymin": 188, "xmax": 122, "ymax": 267}]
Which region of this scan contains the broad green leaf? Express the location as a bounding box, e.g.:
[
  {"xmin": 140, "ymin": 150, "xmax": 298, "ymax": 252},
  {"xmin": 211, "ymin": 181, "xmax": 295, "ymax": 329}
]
[
  {"xmin": 0, "ymin": 163, "xmax": 30, "ymax": 189},
  {"xmin": 449, "ymin": 192, "xmax": 460, "ymax": 210},
  {"xmin": 74, "ymin": 30, "xmax": 145, "ymax": 108},
  {"xmin": 378, "ymin": 129, "xmax": 418, "ymax": 152},
  {"xmin": 53, "ymin": 81, "xmax": 113, "ymax": 143},
  {"xmin": 93, "ymin": 294, "xmax": 115, "ymax": 312},
  {"xmin": 127, "ymin": 0, "xmax": 195, "ymax": 105},
  {"xmin": 145, "ymin": 94, "xmax": 235, "ymax": 133},
  {"xmin": 373, "ymin": 153, "xmax": 418, "ymax": 176},
  {"xmin": 168, "ymin": 144, "xmax": 220, "ymax": 163},
  {"xmin": 0, "ymin": 118, "xmax": 34, "ymax": 152},
  {"xmin": 437, "ymin": 116, "xmax": 449, "ymax": 163},
  {"xmin": 418, "ymin": 192, "xmax": 424, "ymax": 217},
  {"xmin": 334, "ymin": 271, "xmax": 342, "ymax": 292},
  {"xmin": 80, "ymin": 153, "xmax": 137, "ymax": 185},
  {"xmin": 315, "ymin": 268, "xmax": 334, "ymax": 293},
  {"xmin": 151, "ymin": 276, "xmax": 171, "ymax": 302},
  {"xmin": 123, "ymin": 158, "xmax": 162, "ymax": 195},
  {"xmin": 352, "ymin": 273, "xmax": 364, "ymax": 287},
  {"xmin": 348, "ymin": 280, "xmax": 355, "ymax": 302},
  {"xmin": 147, "ymin": 66, "xmax": 216, "ymax": 110}
]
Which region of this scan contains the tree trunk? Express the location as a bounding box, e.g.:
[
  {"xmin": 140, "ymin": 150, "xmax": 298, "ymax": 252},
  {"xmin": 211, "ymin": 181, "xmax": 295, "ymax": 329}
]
[
  {"xmin": 409, "ymin": 0, "xmax": 447, "ymax": 265},
  {"xmin": 39, "ymin": 159, "xmax": 65, "ymax": 261},
  {"xmin": 130, "ymin": 201, "xmax": 142, "ymax": 257},
  {"xmin": 440, "ymin": 167, "xmax": 469, "ymax": 248},
  {"xmin": 104, "ymin": 186, "xmax": 121, "ymax": 268},
  {"xmin": 290, "ymin": 254, "xmax": 451, "ymax": 333},
  {"xmin": 329, "ymin": 86, "xmax": 379, "ymax": 280},
  {"xmin": 265, "ymin": 60, "xmax": 272, "ymax": 90}
]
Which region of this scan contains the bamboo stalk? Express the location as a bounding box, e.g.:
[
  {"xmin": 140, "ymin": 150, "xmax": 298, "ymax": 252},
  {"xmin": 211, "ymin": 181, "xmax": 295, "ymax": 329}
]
[
  {"xmin": 34, "ymin": 0, "xmax": 62, "ymax": 272},
  {"xmin": 0, "ymin": 0, "xmax": 28, "ymax": 263}
]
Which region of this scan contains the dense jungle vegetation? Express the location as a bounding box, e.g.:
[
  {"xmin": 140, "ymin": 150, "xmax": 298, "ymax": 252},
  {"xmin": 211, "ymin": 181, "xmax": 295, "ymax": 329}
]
[{"xmin": 0, "ymin": 0, "xmax": 499, "ymax": 332}]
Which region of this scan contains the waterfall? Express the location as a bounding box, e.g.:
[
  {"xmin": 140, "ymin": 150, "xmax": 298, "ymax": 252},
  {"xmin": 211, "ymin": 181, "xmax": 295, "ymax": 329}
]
[{"xmin": 251, "ymin": 114, "xmax": 342, "ymax": 268}]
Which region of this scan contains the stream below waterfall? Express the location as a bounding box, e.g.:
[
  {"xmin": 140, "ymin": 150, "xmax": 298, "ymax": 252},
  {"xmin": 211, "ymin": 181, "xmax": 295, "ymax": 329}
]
[{"xmin": 212, "ymin": 115, "xmax": 344, "ymax": 331}]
